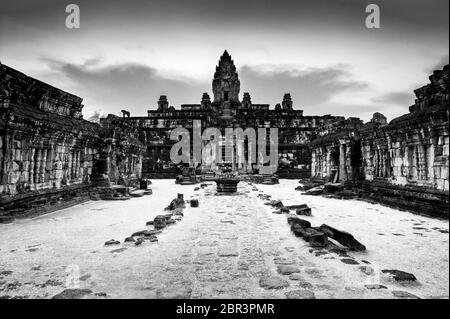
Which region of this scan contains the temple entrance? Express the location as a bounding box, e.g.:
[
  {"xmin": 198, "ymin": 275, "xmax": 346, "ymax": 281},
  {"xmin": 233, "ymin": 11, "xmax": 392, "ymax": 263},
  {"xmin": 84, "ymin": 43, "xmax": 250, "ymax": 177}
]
[{"xmin": 330, "ymin": 148, "xmax": 340, "ymax": 182}]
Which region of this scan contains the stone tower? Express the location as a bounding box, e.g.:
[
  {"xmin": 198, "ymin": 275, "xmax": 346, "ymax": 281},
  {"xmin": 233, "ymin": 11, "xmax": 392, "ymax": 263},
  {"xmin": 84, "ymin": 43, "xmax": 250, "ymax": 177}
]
[{"xmin": 212, "ymin": 50, "xmax": 241, "ymax": 106}]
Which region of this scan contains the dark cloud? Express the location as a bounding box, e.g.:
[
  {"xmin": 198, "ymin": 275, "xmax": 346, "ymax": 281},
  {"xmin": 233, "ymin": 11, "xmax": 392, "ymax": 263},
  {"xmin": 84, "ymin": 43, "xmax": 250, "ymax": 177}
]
[
  {"xmin": 239, "ymin": 64, "xmax": 368, "ymax": 107},
  {"xmin": 43, "ymin": 58, "xmax": 208, "ymax": 116},
  {"xmin": 372, "ymin": 91, "xmax": 414, "ymax": 106},
  {"xmin": 43, "ymin": 58, "xmax": 372, "ymax": 118}
]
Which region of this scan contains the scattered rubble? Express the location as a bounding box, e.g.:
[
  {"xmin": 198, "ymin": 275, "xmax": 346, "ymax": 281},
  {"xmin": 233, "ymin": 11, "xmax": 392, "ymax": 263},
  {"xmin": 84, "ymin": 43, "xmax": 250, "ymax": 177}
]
[
  {"xmin": 52, "ymin": 289, "xmax": 93, "ymax": 299},
  {"xmin": 392, "ymin": 291, "xmax": 420, "ymax": 299},
  {"xmin": 190, "ymin": 199, "xmax": 199, "ymax": 207},
  {"xmin": 320, "ymin": 224, "xmax": 366, "ymax": 251},
  {"xmin": 382, "ymin": 269, "xmax": 417, "ymax": 282},
  {"xmin": 104, "ymin": 239, "xmax": 120, "ymax": 246},
  {"xmin": 285, "ymin": 290, "xmax": 316, "ymax": 299},
  {"xmin": 295, "ymin": 204, "xmax": 312, "ymax": 216},
  {"xmin": 259, "ymin": 276, "xmax": 290, "ymax": 290}
]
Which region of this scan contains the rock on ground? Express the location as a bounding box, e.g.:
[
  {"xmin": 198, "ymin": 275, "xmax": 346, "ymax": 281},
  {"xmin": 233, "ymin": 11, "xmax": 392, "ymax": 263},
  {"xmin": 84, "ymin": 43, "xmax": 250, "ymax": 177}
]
[
  {"xmin": 104, "ymin": 239, "xmax": 120, "ymax": 246},
  {"xmin": 320, "ymin": 224, "xmax": 366, "ymax": 251},
  {"xmin": 392, "ymin": 291, "xmax": 420, "ymax": 299},
  {"xmin": 277, "ymin": 265, "xmax": 301, "ymax": 275},
  {"xmin": 259, "ymin": 276, "xmax": 290, "ymax": 290},
  {"xmin": 52, "ymin": 289, "xmax": 92, "ymax": 299},
  {"xmin": 382, "ymin": 269, "xmax": 417, "ymax": 282},
  {"xmin": 285, "ymin": 290, "xmax": 316, "ymax": 299}
]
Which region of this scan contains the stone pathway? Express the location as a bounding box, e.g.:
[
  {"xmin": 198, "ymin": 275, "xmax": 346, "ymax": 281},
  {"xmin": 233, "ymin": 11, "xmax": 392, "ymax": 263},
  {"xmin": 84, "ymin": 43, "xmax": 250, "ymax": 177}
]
[{"xmin": 0, "ymin": 180, "xmax": 448, "ymax": 299}]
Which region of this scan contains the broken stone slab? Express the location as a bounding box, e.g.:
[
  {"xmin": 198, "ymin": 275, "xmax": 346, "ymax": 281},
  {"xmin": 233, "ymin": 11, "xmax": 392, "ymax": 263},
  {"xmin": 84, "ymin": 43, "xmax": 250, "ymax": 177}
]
[
  {"xmin": 340, "ymin": 258, "xmax": 359, "ymax": 265},
  {"xmin": 277, "ymin": 265, "xmax": 301, "ymax": 275},
  {"xmin": 291, "ymin": 225, "xmax": 328, "ymax": 248},
  {"xmin": 135, "ymin": 238, "xmax": 145, "ymax": 246},
  {"xmin": 303, "ymin": 186, "xmax": 324, "ymax": 196},
  {"xmin": 392, "ymin": 291, "xmax": 420, "ymax": 299},
  {"xmin": 153, "ymin": 215, "xmax": 167, "ymax": 229},
  {"xmin": 287, "ymin": 217, "xmax": 311, "ymax": 228},
  {"xmin": 285, "ymin": 290, "xmax": 316, "ymax": 299},
  {"xmin": 286, "ymin": 204, "xmax": 307, "ymax": 210},
  {"xmin": 274, "ymin": 207, "xmax": 290, "ymax": 214},
  {"xmin": 259, "ymin": 276, "xmax": 290, "ymax": 290},
  {"xmin": 265, "ymin": 200, "xmax": 284, "ymax": 208},
  {"xmin": 52, "ymin": 289, "xmax": 93, "ymax": 299},
  {"xmin": 124, "ymin": 237, "xmax": 135, "ymax": 243},
  {"xmin": 382, "ymin": 269, "xmax": 417, "ymax": 282},
  {"xmin": 129, "ymin": 190, "xmax": 145, "ymax": 197},
  {"xmin": 132, "ymin": 230, "xmax": 159, "ymax": 237},
  {"xmin": 306, "ymin": 229, "xmax": 328, "ymax": 248},
  {"xmin": 296, "ymin": 206, "xmax": 312, "ymax": 216},
  {"xmin": 144, "ymin": 235, "xmax": 158, "ymax": 242},
  {"xmin": 190, "ymin": 199, "xmax": 199, "ymax": 207},
  {"xmin": 320, "ymin": 224, "xmax": 366, "ymax": 251},
  {"xmin": 365, "ymin": 284, "xmax": 387, "ymax": 290},
  {"xmin": 104, "ymin": 239, "xmax": 120, "ymax": 246}
]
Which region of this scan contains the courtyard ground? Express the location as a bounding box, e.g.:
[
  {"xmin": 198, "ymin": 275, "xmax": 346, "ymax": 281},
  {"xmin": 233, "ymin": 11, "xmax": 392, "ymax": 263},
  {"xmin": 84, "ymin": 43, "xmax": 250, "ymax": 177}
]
[{"xmin": 0, "ymin": 180, "xmax": 448, "ymax": 299}]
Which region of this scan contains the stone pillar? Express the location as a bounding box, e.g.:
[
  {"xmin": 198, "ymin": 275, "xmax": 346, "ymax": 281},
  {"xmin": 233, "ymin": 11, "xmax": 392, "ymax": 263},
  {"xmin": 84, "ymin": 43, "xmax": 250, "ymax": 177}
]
[
  {"xmin": 339, "ymin": 143, "xmax": 347, "ymax": 182},
  {"xmin": 35, "ymin": 149, "xmax": 42, "ymax": 184},
  {"xmin": 28, "ymin": 148, "xmax": 35, "ymax": 185},
  {"xmin": 76, "ymin": 151, "xmax": 80, "ymax": 179},
  {"xmin": 311, "ymin": 150, "xmax": 316, "ymax": 177},
  {"xmin": 427, "ymin": 141, "xmax": 435, "ymax": 182},
  {"xmin": 40, "ymin": 148, "xmax": 47, "ymax": 183},
  {"xmin": 325, "ymin": 148, "xmax": 331, "ymax": 178}
]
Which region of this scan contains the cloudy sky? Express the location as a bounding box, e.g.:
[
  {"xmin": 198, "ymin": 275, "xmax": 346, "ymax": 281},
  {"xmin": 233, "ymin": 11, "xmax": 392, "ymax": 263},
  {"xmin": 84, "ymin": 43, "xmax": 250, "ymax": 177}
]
[{"xmin": 0, "ymin": 0, "xmax": 448, "ymax": 121}]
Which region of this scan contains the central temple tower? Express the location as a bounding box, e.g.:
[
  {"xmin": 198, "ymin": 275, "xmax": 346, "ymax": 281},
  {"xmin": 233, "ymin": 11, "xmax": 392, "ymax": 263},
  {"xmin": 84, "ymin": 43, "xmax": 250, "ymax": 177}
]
[{"xmin": 212, "ymin": 50, "xmax": 240, "ymax": 107}]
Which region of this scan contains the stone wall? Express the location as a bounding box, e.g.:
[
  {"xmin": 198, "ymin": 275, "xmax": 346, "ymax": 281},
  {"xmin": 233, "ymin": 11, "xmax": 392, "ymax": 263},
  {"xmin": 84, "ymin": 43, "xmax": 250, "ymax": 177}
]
[
  {"xmin": 310, "ymin": 117, "xmax": 364, "ymax": 183},
  {"xmin": 309, "ymin": 65, "xmax": 449, "ymax": 217},
  {"xmin": 360, "ymin": 65, "xmax": 449, "ymax": 192},
  {"xmin": 0, "ymin": 64, "xmax": 145, "ymax": 218}
]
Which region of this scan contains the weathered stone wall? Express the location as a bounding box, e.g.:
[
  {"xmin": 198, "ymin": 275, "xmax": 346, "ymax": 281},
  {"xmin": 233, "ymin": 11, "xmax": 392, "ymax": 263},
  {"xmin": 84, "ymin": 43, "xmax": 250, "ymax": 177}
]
[
  {"xmin": 310, "ymin": 117, "xmax": 364, "ymax": 182},
  {"xmin": 308, "ymin": 65, "xmax": 449, "ymax": 217},
  {"xmin": 360, "ymin": 65, "xmax": 449, "ymax": 191},
  {"xmin": 310, "ymin": 65, "xmax": 449, "ymax": 193},
  {"xmin": 0, "ymin": 64, "xmax": 145, "ymax": 217}
]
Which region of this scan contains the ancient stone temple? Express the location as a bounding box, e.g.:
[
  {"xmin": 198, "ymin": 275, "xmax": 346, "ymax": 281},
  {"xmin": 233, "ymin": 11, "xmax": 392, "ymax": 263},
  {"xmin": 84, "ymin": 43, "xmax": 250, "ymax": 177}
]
[
  {"xmin": 124, "ymin": 50, "xmax": 344, "ymax": 178},
  {"xmin": 0, "ymin": 52, "xmax": 448, "ymax": 218},
  {"xmin": 310, "ymin": 64, "xmax": 449, "ymax": 216},
  {"xmin": 0, "ymin": 63, "xmax": 145, "ymax": 218}
]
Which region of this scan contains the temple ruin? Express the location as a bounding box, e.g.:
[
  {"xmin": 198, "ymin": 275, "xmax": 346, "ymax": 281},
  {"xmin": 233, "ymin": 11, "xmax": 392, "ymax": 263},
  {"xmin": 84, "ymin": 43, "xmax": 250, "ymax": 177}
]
[{"xmin": 0, "ymin": 51, "xmax": 448, "ymax": 218}]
